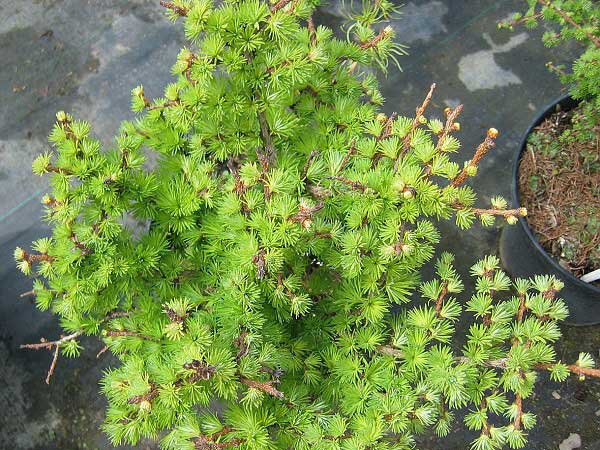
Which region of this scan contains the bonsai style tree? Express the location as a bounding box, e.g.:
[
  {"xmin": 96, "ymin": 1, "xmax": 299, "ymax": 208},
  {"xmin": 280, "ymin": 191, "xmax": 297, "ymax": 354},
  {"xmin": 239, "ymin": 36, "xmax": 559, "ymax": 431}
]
[{"xmin": 15, "ymin": 0, "xmax": 600, "ymax": 449}]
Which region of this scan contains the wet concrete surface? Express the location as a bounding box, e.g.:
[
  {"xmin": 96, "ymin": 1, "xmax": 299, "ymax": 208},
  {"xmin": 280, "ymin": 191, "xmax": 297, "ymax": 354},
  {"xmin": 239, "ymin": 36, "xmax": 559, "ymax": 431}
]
[{"xmin": 0, "ymin": 0, "xmax": 598, "ymax": 448}]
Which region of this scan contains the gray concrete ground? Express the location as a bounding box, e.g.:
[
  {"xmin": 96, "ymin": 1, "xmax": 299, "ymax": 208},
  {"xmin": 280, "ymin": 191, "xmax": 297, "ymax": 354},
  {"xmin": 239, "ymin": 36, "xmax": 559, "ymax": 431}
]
[{"xmin": 0, "ymin": 0, "xmax": 599, "ymax": 449}]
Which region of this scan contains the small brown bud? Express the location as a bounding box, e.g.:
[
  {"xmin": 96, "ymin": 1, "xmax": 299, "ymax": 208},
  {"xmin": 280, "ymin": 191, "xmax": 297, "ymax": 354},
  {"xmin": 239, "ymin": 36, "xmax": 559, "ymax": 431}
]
[
  {"xmin": 518, "ymin": 207, "xmax": 527, "ymax": 217},
  {"xmin": 452, "ymin": 122, "xmax": 461, "ymax": 132},
  {"xmin": 417, "ymin": 115, "xmax": 427, "ymax": 125}
]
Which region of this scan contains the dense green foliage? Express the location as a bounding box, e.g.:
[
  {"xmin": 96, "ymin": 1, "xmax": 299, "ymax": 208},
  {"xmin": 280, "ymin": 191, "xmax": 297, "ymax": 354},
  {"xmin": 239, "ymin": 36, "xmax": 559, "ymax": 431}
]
[
  {"xmin": 503, "ymin": 0, "xmax": 600, "ymax": 106},
  {"xmin": 16, "ymin": 1, "xmax": 598, "ymax": 449}
]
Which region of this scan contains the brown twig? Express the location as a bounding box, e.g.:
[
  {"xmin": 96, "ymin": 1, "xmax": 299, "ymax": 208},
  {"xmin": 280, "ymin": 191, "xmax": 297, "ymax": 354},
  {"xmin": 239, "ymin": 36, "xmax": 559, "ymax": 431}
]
[
  {"xmin": 377, "ymin": 345, "xmax": 404, "ymax": 358},
  {"xmin": 397, "ymin": 83, "xmax": 436, "ymax": 166},
  {"xmin": 307, "ymin": 16, "xmax": 317, "ymax": 46},
  {"xmin": 468, "ymin": 207, "xmax": 528, "ymax": 218},
  {"xmin": 147, "ymin": 99, "xmax": 180, "ymax": 111},
  {"xmin": 159, "ymin": 1, "xmax": 189, "ymax": 16},
  {"xmin": 128, "ymin": 382, "xmax": 159, "ymax": 404},
  {"xmin": 377, "ymin": 113, "xmax": 397, "ymax": 142},
  {"xmin": 46, "ymin": 345, "xmax": 60, "ymax": 385},
  {"xmin": 302, "ymin": 150, "xmax": 319, "ymax": 179},
  {"xmin": 105, "ymin": 330, "xmax": 156, "ymax": 341},
  {"xmin": 451, "ymin": 128, "xmax": 498, "ymax": 187},
  {"xmin": 328, "ymin": 176, "xmax": 369, "ymax": 192},
  {"xmin": 290, "ymin": 202, "xmax": 324, "ymax": 229},
  {"xmin": 252, "ymin": 249, "xmax": 267, "ymax": 280},
  {"xmin": 435, "ymin": 105, "xmax": 464, "ymax": 153},
  {"xmin": 257, "ymin": 111, "xmax": 276, "ymax": 164},
  {"xmin": 270, "ymin": 0, "xmax": 293, "ymax": 13},
  {"xmin": 240, "ymin": 377, "xmax": 285, "ymax": 399},
  {"xmin": 21, "ymin": 331, "xmax": 84, "ymax": 384},
  {"xmin": 194, "ymin": 429, "xmax": 244, "ymax": 450},
  {"xmin": 360, "ymin": 26, "xmax": 392, "ymax": 49},
  {"xmin": 45, "ymin": 164, "xmax": 73, "ymax": 175},
  {"xmin": 96, "ymin": 345, "xmax": 109, "ymax": 359},
  {"xmin": 339, "ymin": 139, "xmax": 357, "ymax": 172},
  {"xmin": 21, "ymin": 331, "xmax": 83, "ymax": 350},
  {"xmin": 434, "ymin": 281, "xmax": 449, "ymax": 318},
  {"xmin": 458, "ymin": 357, "xmax": 600, "ymax": 379}
]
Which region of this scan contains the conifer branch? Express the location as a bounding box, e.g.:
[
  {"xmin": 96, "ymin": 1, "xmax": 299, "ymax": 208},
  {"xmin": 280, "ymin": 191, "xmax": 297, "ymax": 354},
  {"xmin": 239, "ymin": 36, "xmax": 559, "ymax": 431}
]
[
  {"xmin": 396, "ymin": 83, "xmax": 436, "ymax": 167},
  {"xmin": 307, "ymin": 184, "xmax": 332, "ymax": 200},
  {"xmin": 17, "ymin": 250, "xmax": 55, "ymax": 264},
  {"xmin": 537, "ymin": 0, "xmax": 600, "ymax": 47},
  {"xmin": 128, "ymin": 382, "xmax": 159, "ymax": 404},
  {"xmin": 252, "ymin": 249, "xmax": 267, "ymax": 280},
  {"xmin": 451, "ymin": 128, "xmax": 498, "ymax": 187},
  {"xmin": 307, "ymin": 16, "xmax": 317, "ymax": 46},
  {"xmin": 45, "ymin": 164, "xmax": 73, "ymax": 175},
  {"xmin": 434, "ymin": 281, "xmax": 449, "ymax": 318},
  {"xmin": 46, "ymin": 345, "xmax": 60, "ymax": 385},
  {"xmin": 234, "ymin": 332, "xmax": 250, "ymax": 362},
  {"xmin": 516, "ymin": 291, "xmax": 527, "ymax": 323},
  {"xmin": 42, "ymin": 195, "xmax": 63, "ymax": 209},
  {"xmin": 182, "ymin": 360, "xmax": 218, "ymax": 383},
  {"xmin": 290, "ymin": 202, "xmax": 324, "ymax": 229},
  {"xmin": 20, "ymin": 331, "xmax": 83, "ymax": 384},
  {"xmin": 193, "ymin": 428, "xmax": 244, "ymax": 450},
  {"xmin": 159, "ymin": 1, "xmax": 189, "ymax": 17},
  {"xmin": 240, "ymin": 377, "xmax": 285, "ymax": 399},
  {"xmin": 20, "ymin": 331, "xmax": 84, "ymax": 350},
  {"xmin": 105, "ymin": 330, "xmax": 157, "ymax": 341},
  {"xmin": 339, "ymin": 140, "xmax": 357, "ymax": 172},
  {"xmin": 536, "ymin": 363, "xmax": 600, "ymax": 378},
  {"xmin": 147, "ymin": 99, "xmax": 180, "ymax": 111},
  {"xmin": 360, "ymin": 26, "xmax": 393, "ymax": 49},
  {"xmin": 70, "ymin": 233, "xmax": 91, "ymax": 256},
  {"xmin": 302, "ymin": 150, "xmax": 319, "ymax": 179},
  {"xmin": 435, "ymin": 105, "xmax": 463, "ymax": 153},
  {"xmin": 96, "ymin": 345, "xmax": 109, "ymax": 358},
  {"xmin": 455, "ymin": 206, "xmax": 528, "ymax": 219},
  {"xmin": 227, "ymin": 159, "xmax": 251, "ymax": 215},
  {"xmin": 377, "ymin": 113, "xmax": 397, "ymax": 142},
  {"xmin": 270, "ymin": 0, "xmax": 293, "ymax": 13},
  {"xmin": 257, "ymin": 111, "xmax": 276, "ymax": 164},
  {"xmin": 378, "ymin": 345, "xmax": 404, "ymax": 358},
  {"xmin": 458, "ymin": 357, "xmax": 600, "ymax": 378},
  {"xmin": 327, "ymin": 176, "xmax": 369, "ymax": 192}
]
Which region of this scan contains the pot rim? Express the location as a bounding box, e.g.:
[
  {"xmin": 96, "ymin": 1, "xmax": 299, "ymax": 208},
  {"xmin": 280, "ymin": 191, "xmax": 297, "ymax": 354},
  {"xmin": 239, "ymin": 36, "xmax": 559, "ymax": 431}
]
[{"xmin": 512, "ymin": 94, "xmax": 600, "ymax": 294}]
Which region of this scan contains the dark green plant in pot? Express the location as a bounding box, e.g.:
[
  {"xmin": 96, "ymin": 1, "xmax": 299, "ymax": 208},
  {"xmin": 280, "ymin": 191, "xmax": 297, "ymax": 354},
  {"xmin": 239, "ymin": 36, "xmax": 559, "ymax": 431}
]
[{"xmin": 15, "ymin": 1, "xmax": 600, "ymax": 449}]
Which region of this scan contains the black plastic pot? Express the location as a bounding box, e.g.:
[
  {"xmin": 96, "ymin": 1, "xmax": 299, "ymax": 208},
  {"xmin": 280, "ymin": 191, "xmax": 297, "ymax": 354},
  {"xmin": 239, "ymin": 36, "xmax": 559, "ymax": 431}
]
[{"xmin": 499, "ymin": 95, "xmax": 600, "ymax": 326}]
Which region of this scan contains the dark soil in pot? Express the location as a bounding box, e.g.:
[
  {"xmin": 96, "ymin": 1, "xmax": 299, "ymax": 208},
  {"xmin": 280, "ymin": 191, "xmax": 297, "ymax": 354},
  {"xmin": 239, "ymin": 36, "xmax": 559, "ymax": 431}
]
[
  {"xmin": 500, "ymin": 96, "xmax": 600, "ymax": 326},
  {"xmin": 518, "ymin": 100, "xmax": 600, "ymax": 285}
]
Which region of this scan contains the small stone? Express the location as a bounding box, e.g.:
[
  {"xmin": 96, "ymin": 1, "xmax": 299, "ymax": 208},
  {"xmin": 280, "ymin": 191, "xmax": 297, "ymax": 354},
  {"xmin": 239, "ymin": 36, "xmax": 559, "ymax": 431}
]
[
  {"xmin": 552, "ymin": 391, "xmax": 561, "ymax": 400},
  {"xmin": 559, "ymin": 433, "xmax": 581, "ymax": 450},
  {"xmin": 595, "ymin": 409, "xmax": 600, "ymax": 417}
]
